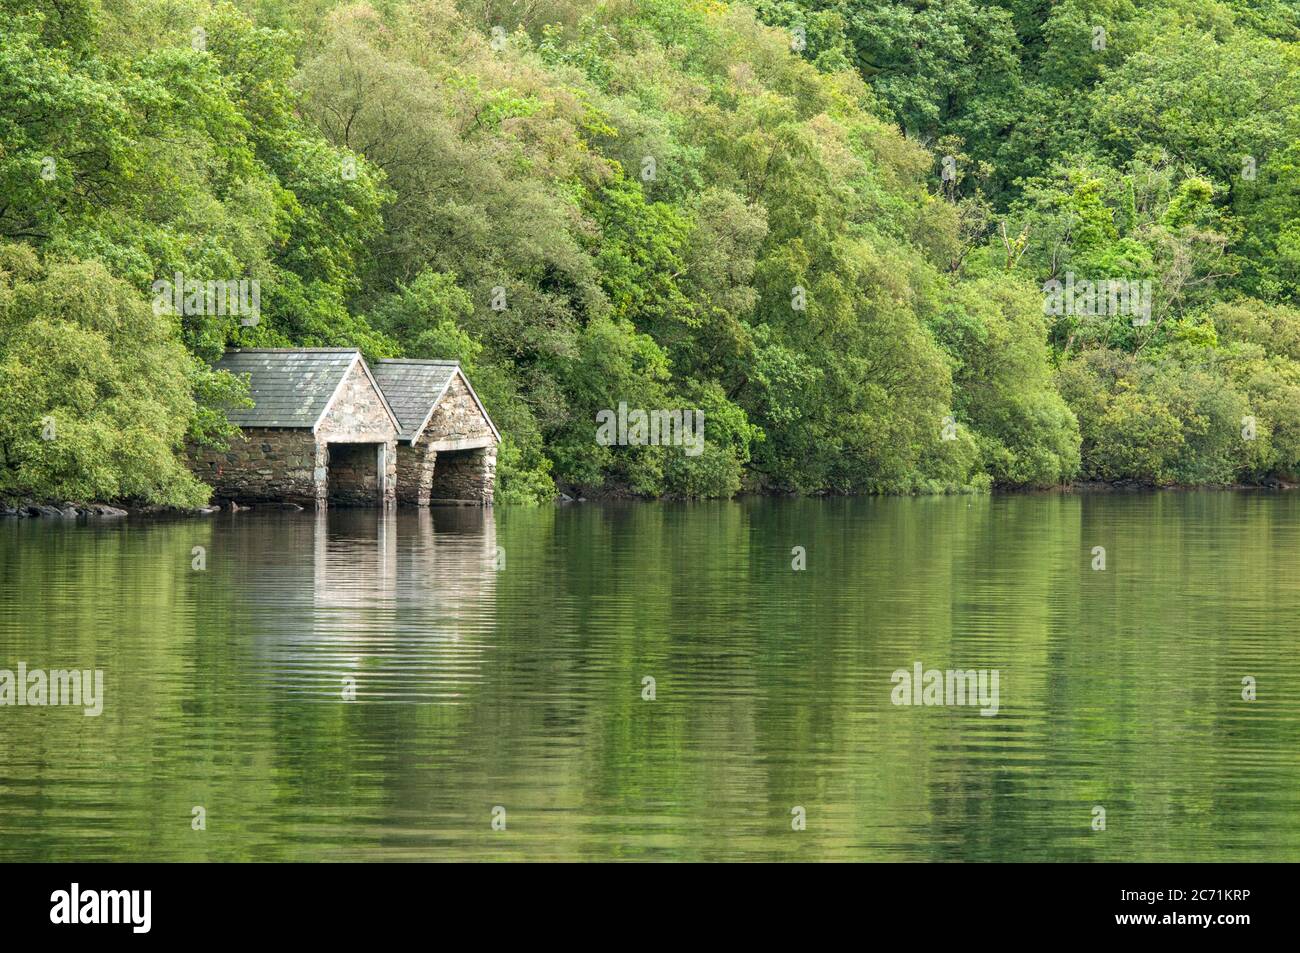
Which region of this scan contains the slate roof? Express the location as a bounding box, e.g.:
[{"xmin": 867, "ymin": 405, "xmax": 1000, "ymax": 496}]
[
  {"xmin": 372, "ymin": 359, "xmax": 500, "ymax": 444},
  {"xmin": 212, "ymin": 349, "xmax": 361, "ymax": 429}
]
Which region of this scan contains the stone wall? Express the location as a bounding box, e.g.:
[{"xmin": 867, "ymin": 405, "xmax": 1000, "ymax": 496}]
[
  {"xmin": 326, "ymin": 443, "xmax": 382, "ymax": 505},
  {"xmin": 316, "ymin": 362, "xmax": 397, "ymax": 507},
  {"xmin": 395, "ymin": 441, "xmax": 437, "ymax": 506},
  {"xmin": 425, "ymin": 374, "xmax": 496, "ymax": 443},
  {"xmin": 190, "ymin": 360, "xmax": 400, "ymax": 507},
  {"xmin": 186, "ymin": 358, "xmax": 510, "ymax": 508},
  {"xmin": 429, "ymin": 446, "xmax": 497, "ymax": 505},
  {"xmin": 188, "ymin": 428, "xmax": 319, "ymax": 504}
]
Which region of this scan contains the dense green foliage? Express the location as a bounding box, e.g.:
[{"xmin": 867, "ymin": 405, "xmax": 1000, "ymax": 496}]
[
  {"xmin": 4, "ymin": 0, "xmax": 1300, "ymax": 503},
  {"xmin": 761, "ymin": 0, "xmax": 1300, "ymax": 486},
  {"xmin": 0, "ymin": 244, "xmax": 228, "ymax": 505}
]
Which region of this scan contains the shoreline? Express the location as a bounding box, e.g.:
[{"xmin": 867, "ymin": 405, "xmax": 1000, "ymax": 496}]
[{"xmin": 3, "ymin": 479, "xmax": 1296, "ymax": 519}]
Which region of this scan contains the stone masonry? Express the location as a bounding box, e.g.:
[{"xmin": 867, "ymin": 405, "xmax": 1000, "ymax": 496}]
[
  {"xmin": 395, "ymin": 442, "xmax": 437, "ymax": 506},
  {"xmin": 190, "ymin": 352, "xmax": 398, "ymax": 507},
  {"xmin": 325, "ymin": 443, "xmax": 383, "ymax": 505},
  {"xmin": 425, "ymin": 375, "xmax": 496, "ymax": 444},
  {"xmin": 422, "ymin": 375, "xmax": 497, "ymax": 504},
  {"xmin": 429, "ymin": 446, "xmax": 498, "ymax": 504},
  {"xmin": 315, "ymin": 361, "xmax": 397, "ymax": 507},
  {"xmin": 191, "ymin": 350, "xmax": 499, "ymax": 507},
  {"xmin": 189, "ymin": 428, "xmax": 319, "ymax": 505}
]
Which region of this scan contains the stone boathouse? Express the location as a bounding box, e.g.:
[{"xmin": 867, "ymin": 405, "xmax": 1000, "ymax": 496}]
[
  {"xmin": 370, "ymin": 359, "xmax": 500, "ymax": 506},
  {"xmin": 188, "ymin": 349, "xmax": 499, "ymax": 507}
]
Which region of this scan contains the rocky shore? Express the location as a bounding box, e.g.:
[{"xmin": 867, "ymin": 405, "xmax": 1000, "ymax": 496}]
[
  {"xmin": 1, "ymin": 501, "xmax": 219, "ymax": 519},
  {"xmin": 5, "ymin": 481, "xmax": 1296, "ymax": 519},
  {"xmin": 0, "ymin": 497, "xmax": 320, "ymax": 518}
]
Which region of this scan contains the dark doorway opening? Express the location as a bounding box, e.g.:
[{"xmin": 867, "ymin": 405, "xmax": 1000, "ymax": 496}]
[
  {"xmin": 326, "ymin": 442, "xmax": 383, "ymax": 506},
  {"xmin": 429, "ymin": 447, "xmax": 489, "ymax": 504}
]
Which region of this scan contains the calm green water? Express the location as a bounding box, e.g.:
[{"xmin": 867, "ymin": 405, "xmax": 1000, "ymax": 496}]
[{"xmin": 1, "ymin": 493, "xmax": 1298, "ymax": 861}]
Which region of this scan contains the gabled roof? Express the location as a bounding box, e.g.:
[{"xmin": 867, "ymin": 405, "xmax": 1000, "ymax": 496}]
[
  {"xmin": 213, "ymin": 348, "xmax": 400, "ymax": 433},
  {"xmin": 373, "ymin": 359, "xmax": 501, "ymax": 445}
]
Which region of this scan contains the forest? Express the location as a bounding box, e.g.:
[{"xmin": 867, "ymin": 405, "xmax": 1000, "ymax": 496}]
[{"xmin": 3, "ymin": 0, "xmax": 1300, "ymax": 505}]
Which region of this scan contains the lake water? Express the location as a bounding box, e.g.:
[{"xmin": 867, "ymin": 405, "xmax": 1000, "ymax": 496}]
[{"xmin": 1, "ymin": 493, "xmax": 1298, "ymax": 861}]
